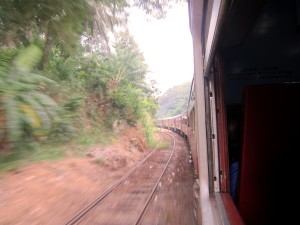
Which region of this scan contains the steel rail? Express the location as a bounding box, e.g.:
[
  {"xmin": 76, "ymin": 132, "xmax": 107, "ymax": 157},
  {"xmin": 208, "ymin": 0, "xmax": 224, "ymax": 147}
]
[
  {"xmin": 63, "ymin": 137, "xmax": 163, "ymax": 225},
  {"xmin": 133, "ymin": 131, "xmax": 176, "ymax": 225}
]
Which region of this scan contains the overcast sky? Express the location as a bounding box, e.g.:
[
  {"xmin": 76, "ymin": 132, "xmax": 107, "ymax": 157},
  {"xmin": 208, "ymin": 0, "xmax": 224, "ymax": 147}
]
[{"xmin": 128, "ymin": 2, "xmax": 194, "ymax": 95}]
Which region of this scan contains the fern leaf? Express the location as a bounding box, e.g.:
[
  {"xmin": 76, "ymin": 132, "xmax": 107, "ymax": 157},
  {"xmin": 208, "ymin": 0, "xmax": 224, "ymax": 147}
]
[
  {"xmin": 20, "ymin": 94, "xmax": 52, "ymax": 129},
  {"xmin": 3, "ymin": 96, "xmax": 23, "ymax": 142},
  {"xmin": 22, "ymin": 72, "xmax": 58, "ymax": 86},
  {"xmin": 30, "ymin": 92, "xmax": 59, "ymax": 119},
  {"xmin": 14, "ymin": 45, "xmax": 42, "ymax": 72},
  {"xmin": 31, "ymin": 92, "xmax": 58, "ymax": 107},
  {"xmin": 19, "ymin": 104, "xmax": 42, "ymax": 129}
]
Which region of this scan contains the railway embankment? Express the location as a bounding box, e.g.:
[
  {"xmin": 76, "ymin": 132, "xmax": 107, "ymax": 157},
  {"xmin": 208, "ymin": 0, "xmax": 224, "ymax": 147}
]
[{"xmin": 0, "ymin": 129, "xmax": 197, "ymax": 225}]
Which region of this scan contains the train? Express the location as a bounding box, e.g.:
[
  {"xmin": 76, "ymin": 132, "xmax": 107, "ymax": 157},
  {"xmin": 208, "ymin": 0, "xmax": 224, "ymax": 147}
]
[{"xmin": 158, "ymin": 0, "xmax": 300, "ymax": 224}]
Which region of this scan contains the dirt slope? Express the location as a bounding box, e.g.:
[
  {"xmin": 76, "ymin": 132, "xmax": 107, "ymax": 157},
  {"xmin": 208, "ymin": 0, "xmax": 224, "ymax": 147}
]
[
  {"xmin": 0, "ymin": 129, "xmax": 197, "ymax": 225},
  {"xmin": 0, "ymin": 128, "xmax": 150, "ymax": 225}
]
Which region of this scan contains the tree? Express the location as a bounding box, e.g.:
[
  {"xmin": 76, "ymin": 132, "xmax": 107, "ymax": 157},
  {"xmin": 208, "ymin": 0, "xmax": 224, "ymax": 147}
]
[
  {"xmin": 133, "ymin": 0, "xmax": 172, "ymax": 18},
  {"xmin": 0, "ymin": 0, "xmax": 173, "ymax": 61},
  {"xmin": 0, "ymin": 0, "xmax": 92, "ymax": 69},
  {"xmin": 0, "ymin": 0, "xmax": 169, "ymax": 150},
  {"xmin": 0, "ymin": 45, "xmax": 58, "ymax": 150},
  {"xmin": 103, "ymin": 32, "xmax": 148, "ymax": 92}
]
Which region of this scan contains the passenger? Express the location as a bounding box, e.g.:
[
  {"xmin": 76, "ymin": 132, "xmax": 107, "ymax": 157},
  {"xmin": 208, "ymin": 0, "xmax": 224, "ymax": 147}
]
[
  {"xmin": 230, "ymin": 160, "xmax": 239, "ymax": 202},
  {"xmin": 228, "ymin": 115, "xmax": 240, "ymax": 203}
]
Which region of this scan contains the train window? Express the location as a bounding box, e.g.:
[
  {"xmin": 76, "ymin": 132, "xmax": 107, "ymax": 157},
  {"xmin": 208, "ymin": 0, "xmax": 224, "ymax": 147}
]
[
  {"xmin": 218, "ymin": 0, "xmax": 300, "ymax": 223},
  {"xmin": 226, "ymin": 106, "xmax": 241, "ymax": 166},
  {"xmin": 226, "ymin": 105, "xmax": 241, "ymax": 202},
  {"xmin": 190, "ymin": 0, "xmax": 300, "ymax": 223}
]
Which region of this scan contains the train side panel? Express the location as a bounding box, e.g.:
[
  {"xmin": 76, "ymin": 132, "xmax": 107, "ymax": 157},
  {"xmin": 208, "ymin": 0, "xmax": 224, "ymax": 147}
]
[{"xmin": 158, "ymin": 112, "xmax": 199, "ymax": 176}]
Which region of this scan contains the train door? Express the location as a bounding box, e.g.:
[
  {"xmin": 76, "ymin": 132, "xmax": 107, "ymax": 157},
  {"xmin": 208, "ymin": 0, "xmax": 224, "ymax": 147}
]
[{"xmin": 203, "ymin": 68, "xmax": 221, "ymax": 193}]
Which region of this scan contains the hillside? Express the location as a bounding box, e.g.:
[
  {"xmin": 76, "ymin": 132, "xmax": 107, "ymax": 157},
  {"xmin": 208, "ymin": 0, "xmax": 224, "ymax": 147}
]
[{"xmin": 156, "ymin": 81, "xmax": 192, "ymax": 118}]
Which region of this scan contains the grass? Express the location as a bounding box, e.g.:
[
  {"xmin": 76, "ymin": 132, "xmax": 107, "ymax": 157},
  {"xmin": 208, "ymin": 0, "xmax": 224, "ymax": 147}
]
[
  {"xmin": 0, "ymin": 151, "xmax": 25, "ymax": 173},
  {"xmin": 0, "ymin": 127, "xmax": 115, "ymax": 174},
  {"xmin": 75, "ymin": 128, "xmax": 115, "ymax": 146},
  {"xmin": 31, "ymin": 144, "xmax": 67, "ymax": 162},
  {"xmin": 0, "ymin": 142, "xmax": 67, "ymax": 174},
  {"xmin": 148, "ymin": 137, "xmax": 160, "ymax": 149},
  {"xmin": 148, "ymin": 137, "xmax": 171, "ymax": 150},
  {"xmin": 157, "ymin": 141, "xmax": 171, "ymax": 149},
  {"xmin": 93, "ymin": 156, "xmax": 106, "ymax": 165}
]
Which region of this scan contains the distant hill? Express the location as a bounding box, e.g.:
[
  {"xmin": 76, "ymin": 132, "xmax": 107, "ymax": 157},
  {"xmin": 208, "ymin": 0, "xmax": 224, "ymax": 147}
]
[{"xmin": 156, "ymin": 81, "xmax": 192, "ymax": 118}]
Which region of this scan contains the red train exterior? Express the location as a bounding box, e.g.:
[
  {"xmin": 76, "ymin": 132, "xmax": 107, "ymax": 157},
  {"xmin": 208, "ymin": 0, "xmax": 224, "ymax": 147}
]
[{"xmin": 158, "ymin": 109, "xmax": 199, "ymax": 175}]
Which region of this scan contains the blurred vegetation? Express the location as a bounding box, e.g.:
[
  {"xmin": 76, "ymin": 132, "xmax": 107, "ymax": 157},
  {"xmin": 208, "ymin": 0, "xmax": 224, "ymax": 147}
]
[
  {"xmin": 0, "ymin": 0, "xmax": 172, "ymax": 172},
  {"xmin": 157, "ymin": 140, "xmax": 171, "ymax": 149},
  {"xmin": 156, "ymin": 81, "xmax": 191, "ymax": 118}
]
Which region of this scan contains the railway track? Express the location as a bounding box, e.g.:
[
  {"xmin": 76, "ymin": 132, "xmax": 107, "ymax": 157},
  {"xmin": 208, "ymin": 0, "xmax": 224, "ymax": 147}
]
[{"xmin": 63, "ymin": 131, "xmax": 176, "ymax": 225}]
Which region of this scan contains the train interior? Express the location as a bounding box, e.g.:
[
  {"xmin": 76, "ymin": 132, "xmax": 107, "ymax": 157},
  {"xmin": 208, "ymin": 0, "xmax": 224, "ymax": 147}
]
[{"xmin": 217, "ymin": 0, "xmax": 300, "ymax": 224}]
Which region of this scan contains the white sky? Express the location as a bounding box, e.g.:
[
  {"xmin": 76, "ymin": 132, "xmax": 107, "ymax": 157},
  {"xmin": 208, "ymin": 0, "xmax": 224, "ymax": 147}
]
[{"xmin": 128, "ymin": 3, "xmax": 194, "ymax": 95}]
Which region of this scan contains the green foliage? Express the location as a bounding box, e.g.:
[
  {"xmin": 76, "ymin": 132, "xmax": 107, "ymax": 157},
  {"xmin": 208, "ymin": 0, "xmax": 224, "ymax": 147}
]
[
  {"xmin": 0, "ymin": 143, "xmax": 66, "ymax": 173},
  {"xmin": 46, "ymin": 83, "xmax": 86, "ymax": 143},
  {"xmin": 0, "ymin": 0, "xmax": 174, "ymax": 63},
  {"xmin": 0, "ymin": 0, "xmax": 92, "ymax": 47},
  {"xmin": 0, "ymin": 150, "xmax": 30, "ymax": 173},
  {"xmin": 104, "ymin": 108, "xmax": 118, "ymax": 128},
  {"xmin": 157, "ymin": 140, "xmax": 171, "ymax": 149},
  {"xmin": 14, "ymin": 45, "xmax": 43, "ymax": 71},
  {"xmin": 156, "ymin": 81, "xmax": 192, "ymax": 118},
  {"xmin": 64, "ymin": 97, "xmax": 84, "ymax": 112},
  {"xmin": 139, "ymin": 110, "xmax": 157, "ymax": 146},
  {"xmin": 104, "ymin": 32, "xmax": 157, "ymax": 124},
  {"xmin": 48, "ymin": 120, "xmax": 75, "ymax": 142},
  {"xmin": 0, "ymin": 0, "xmax": 166, "ymax": 163},
  {"xmin": 101, "ymin": 33, "xmax": 159, "ymax": 145},
  {"xmin": 77, "ymin": 55, "xmax": 108, "ymax": 93},
  {"xmin": 0, "ymin": 45, "xmax": 58, "ymax": 146},
  {"xmin": 75, "ymin": 127, "xmax": 115, "ymax": 146},
  {"xmin": 47, "ymin": 47, "xmax": 79, "ymax": 80},
  {"xmin": 0, "ymin": 48, "xmax": 19, "ymax": 72},
  {"xmin": 133, "ymin": 0, "xmax": 173, "ymax": 19},
  {"xmin": 93, "ymin": 156, "xmax": 106, "ymax": 165}
]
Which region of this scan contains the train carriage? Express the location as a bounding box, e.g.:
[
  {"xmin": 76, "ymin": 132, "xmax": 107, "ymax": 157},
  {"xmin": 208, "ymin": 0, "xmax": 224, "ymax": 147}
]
[{"xmin": 160, "ymin": 0, "xmax": 300, "ymax": 224}]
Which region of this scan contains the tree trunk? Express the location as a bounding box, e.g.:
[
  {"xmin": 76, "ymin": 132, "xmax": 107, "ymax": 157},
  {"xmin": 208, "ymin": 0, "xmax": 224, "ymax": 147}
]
[
  {"xmin": 0, "ymin": 104, "xmax": 11, "ymax": 152},
  {"xmin": 39, "ymin": 26, "xmax": 52, "ymax": 70}
]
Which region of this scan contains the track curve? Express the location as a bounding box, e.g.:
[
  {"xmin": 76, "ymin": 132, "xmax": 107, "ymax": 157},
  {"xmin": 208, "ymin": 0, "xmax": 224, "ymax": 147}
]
[{"xmin": 63, "ymin": 131, "xmax": 176, "ymax": 225}]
